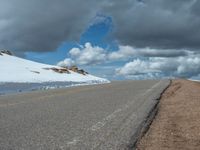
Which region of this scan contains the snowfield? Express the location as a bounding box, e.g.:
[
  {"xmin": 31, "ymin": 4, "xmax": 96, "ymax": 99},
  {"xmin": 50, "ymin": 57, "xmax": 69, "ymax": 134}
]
[
  {"xmin": 0, "ymin": 53, "xmax": 109, "ymax": 83},
  {"xmin": 0, "ymin": 52, "xmax": 109, "ymax": 94}
]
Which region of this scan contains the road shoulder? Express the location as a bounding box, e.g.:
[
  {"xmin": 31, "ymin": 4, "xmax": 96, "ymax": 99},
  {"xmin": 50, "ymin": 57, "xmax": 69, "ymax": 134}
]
[{"xmin": 136, "ymin": 79, "xmax": 200, "ymax": 150}]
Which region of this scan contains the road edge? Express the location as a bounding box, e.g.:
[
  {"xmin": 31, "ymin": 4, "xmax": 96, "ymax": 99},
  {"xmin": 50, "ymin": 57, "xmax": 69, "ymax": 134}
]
[{"xmin": 129, "ymin": 80, "xmax": 172, "ymax": 150}]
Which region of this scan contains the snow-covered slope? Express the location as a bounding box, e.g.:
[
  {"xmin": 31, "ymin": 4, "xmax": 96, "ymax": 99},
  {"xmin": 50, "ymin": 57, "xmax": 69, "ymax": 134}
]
[{"xmin": 0, "ymin": 52, "xmax": 109, "ymax": 83}]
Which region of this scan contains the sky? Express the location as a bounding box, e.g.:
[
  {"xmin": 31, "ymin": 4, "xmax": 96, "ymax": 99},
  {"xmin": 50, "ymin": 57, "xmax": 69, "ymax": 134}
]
[{"xmin": 1, "ymin": 0, "xmax": 200, "ymax": 80}]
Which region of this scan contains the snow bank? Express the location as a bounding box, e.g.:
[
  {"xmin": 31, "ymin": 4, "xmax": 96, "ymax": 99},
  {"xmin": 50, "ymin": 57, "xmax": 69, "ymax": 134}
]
[{"xmin": 0, "ymin": 53, "xmax": 109, "ymax": 83}]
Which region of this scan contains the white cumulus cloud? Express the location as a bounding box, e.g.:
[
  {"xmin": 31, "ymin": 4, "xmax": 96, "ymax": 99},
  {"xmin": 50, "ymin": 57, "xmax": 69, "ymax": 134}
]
[
  {"xmin": 116, "ymin": 55, "xmax": 200, "ymax": 79},
  {"xmin": 58, "ymin": 43, "xmax": 107, "ymax": 66},
  {"xmin": 57, "ymin": 43, "xmax": 199, "ymax": 80},
  {"xmin": 60, "ymin": 43, "xmax": 189, "ymax": 67},
  {"xmin": 57, "ymin": 58, "xmax": 75, "ymax": 68}
]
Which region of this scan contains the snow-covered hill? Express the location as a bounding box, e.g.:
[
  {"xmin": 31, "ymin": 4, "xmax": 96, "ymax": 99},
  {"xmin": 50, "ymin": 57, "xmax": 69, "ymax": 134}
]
[{"xmin": 0, "ymin": 51, "xmax": 109, "ymax": 84}]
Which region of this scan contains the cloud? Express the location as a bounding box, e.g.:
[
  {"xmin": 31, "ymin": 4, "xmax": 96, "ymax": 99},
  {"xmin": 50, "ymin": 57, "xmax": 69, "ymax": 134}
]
[
  {"xmin": 108, "ymin": 45, "xmax": 189, "ymax": 61},
  {"xmin": 116, "ymin": 55, "xmax": 200, "ymax": 79},
  {"xmin": 67, "ymin": 42, "xmax": 107, "ymax": 65},
  {"xmin": 0, "ymin": 0, "xmax": 101, "ymax": 52},
  {"xmin": 57, "ymin": 58, "xmax": 75, "ymax": 68},
  {"xmin": 57, "ymin": 42, "xmax": 200, "ymax": 80},
  {"xmin": 116, "ymin": 59, "xmax": 160, "ymax": 76},
  {"xmin": 59, "ymin": 43, "xmax": 192, "ymax": 67},
  {"xmin": 1, "ymin": 0, "xmax": 200, "ymax": 54},
  {"xmin": 102, "ymin": 0, "xmax": 200, "ymax": 51}
]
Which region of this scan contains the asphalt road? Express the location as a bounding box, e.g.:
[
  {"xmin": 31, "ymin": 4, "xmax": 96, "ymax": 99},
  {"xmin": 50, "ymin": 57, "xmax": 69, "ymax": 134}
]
[{"xmin": 0, "ymin": 80, "xmax": 170, "ymax": 150}]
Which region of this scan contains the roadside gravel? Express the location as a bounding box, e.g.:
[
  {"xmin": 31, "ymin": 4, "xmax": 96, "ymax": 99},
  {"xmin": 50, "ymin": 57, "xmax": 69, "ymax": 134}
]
[{"xmin": 137, "ymin": 80, "xmax": 200, "ymax": 150}]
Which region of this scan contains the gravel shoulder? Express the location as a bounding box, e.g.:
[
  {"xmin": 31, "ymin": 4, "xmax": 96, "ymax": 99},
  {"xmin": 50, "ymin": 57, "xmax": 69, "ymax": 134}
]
[{"xmin": 137, "ymin": 79, "xmax": 200, "ymax": 150}]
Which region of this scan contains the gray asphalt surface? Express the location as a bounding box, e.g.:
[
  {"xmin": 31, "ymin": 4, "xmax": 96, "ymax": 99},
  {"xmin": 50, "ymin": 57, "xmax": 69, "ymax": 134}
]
[{"xmin": 0, "ymin": 80, "xmax": 170, "ymax": 150}]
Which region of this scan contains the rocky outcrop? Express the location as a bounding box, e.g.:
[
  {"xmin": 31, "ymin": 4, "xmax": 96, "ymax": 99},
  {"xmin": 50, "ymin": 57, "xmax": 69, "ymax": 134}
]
[
  {"xmin": 43, "ymin": 67, "xmax": 70, "ymax": 74},
  {"xmin": 44, "ymin": 66, "xmax": 89, "ymax": 75},
  {"xmin": 69, "ymin": 66, "xmax": 78, "ymax": 72},
  {"xmin": 0, "ymin": 50, "xmax": 13, "ymax": 56},
  {"xmin": 77, "ymin": 69, "xmax": 88, "ymax": 75},
  {"xmin": 69, "ymin": 65, "xmax": 88, "ymax": 75}
]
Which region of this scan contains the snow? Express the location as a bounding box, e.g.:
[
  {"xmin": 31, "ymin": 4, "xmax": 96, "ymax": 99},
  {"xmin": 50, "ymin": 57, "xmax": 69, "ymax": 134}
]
[
  {"xmin": 189, "ymin": 79, "xmax": 200, "ymax": 82},
  {"xmin": 0, "ymin": 53, "xmax": 109, "ymax": 83}
]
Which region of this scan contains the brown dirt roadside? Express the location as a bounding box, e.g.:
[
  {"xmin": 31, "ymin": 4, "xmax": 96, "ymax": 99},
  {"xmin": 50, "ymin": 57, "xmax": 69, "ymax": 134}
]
[{"xmin": 136, "ymin": 79, "xmax": 200, "ymax": 150}]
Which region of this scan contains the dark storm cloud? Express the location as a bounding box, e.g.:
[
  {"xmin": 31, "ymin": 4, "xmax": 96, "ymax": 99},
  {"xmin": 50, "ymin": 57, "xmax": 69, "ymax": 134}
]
[
  {"xmin": 103, "ymin": 0, "xmax": 200, "ymax": 50},
  {"xmin": 1, "ymin": 0, "xmax": 200, "ymax": 53},
  {"xmin": 0, "ymin": 0, "xmax": 101, "ymax": 52}
]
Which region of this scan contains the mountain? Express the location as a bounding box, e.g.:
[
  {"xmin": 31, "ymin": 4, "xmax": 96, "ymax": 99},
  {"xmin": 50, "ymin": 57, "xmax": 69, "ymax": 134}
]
[{"xmin": 0, "ymin": 50, "xmax": 109, "ymax": 83}]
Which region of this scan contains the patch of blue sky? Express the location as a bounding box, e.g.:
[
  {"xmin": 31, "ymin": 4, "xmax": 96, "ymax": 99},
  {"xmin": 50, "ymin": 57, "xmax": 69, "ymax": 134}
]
[
  {"xmin": 25, "ymin": 42, "xmax": 78, "ymax": 65},
  {"xmin": 80, "ymin": 14, "xmax": 115, "ymax": 49}
]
